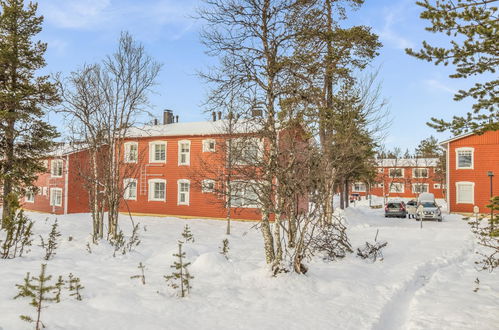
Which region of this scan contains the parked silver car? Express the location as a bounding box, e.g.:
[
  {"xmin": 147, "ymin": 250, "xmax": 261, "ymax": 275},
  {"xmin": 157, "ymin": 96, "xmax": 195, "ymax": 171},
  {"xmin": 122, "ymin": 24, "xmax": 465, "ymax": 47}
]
[
  {"xmin": 415, "ymin": 201, "xmax": 443, "ymax": 222},
  {"xmin": 384, "ymin": 201, "xmax": 407, "ymax": 218}
]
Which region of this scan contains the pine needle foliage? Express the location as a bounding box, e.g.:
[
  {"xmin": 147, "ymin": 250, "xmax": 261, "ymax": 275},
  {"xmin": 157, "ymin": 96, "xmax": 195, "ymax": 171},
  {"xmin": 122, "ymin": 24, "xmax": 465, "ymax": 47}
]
[
  {"xmin": 406, "ymin": 0, "xmax": 499, "ymax": 134},
  {"xmin": 0, "ymin": 197, "xmax": 34, "ymax": 259},
  {"xmin": 67, "ymin": 273, "xmax": 84, "ymax": 301},
  {"xmin": 130, "ymin": 262, "xmax": 146, "ymax": 285},
  {"xmin": 164, "ymin": 241, "xmax": 194, "ymax": 298},
  {"xmin": 181, "ymin": 224, "xmax": 194, "ymax": 243},
  {"xmin": 39, "ymin": 219, "xmax": 61, "ymax": 260},
  {"xmin": 14, "ymin": 264, "xmax": 57, "ymax": 330},
  {"xmin": 219, "ymin": 238, "xmax": 229, "ymax": 260}
]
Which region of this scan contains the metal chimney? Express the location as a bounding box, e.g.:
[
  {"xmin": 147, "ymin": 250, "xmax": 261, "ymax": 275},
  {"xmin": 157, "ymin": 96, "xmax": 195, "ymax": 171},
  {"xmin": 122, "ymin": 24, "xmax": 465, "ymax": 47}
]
[
  {"xmin": 163, "ymin": 109, "xmax": 173, "ymax": 124},
  {"xmin": 212, "ymin": 111, "xmax": 216, "ymax": 122},
  {"xmin": 217, "ymin": 111, "xmax": 222, "ymax": 120}
]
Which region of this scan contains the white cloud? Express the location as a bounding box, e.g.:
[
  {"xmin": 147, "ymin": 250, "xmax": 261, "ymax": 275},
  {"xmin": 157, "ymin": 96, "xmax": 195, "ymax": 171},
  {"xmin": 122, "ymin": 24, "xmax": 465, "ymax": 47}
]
[
  {"xmin": 376, "ymin": 1, "xmax": 415, "ymax": 50},
  {"xmin": 40, "ymin": 0, "xmax": 112, "ymax": 29},
  {"xmin": 424, "ymin": 79, "xmax": 458, "ymax": 95}
]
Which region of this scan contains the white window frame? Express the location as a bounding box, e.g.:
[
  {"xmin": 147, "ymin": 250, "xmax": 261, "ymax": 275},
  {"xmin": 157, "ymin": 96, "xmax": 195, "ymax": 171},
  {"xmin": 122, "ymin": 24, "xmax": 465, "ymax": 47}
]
[
  {"xmin": 177, "ymin": 179, "xmax": 190, "ymax": 205},
  {"xmin": 412, "ymin": 168, "xmax": 429, "ymax": 178},
  {"xmin": 178, "ymin": 140, "xmax": 191, "ymax": 166},
  {"xmin": 433, "ymin": 183, "xmax": 441, "ymax": 189},
  {"xmin": 412, "ymin": 183, "xmax": 429, "ymax": 194},
  {"xmin": 377, "ymin": 168, "xmax": 384, "ymax": 173},
  {"xmin": 25, "ymin": 190, "xmax": 35, "ymax": 203},
  {"xmin": 148, "ymin": 179, "xmax": 166, "ymax": 202},
  {"xmin": 123, "ymin": 178, "xmax": 137, "ymax": 201},
  {"xmin": 124, "ymin": 141, "xmax": 139, "ymax": 163},
  {"xmin": 389, "ymin": 168, "xmax": 404, "ymax": 178},
  {"xmin": 50, "ymin": 188, "xmax": 63, "ymax": 207},
  {"xmin": 456, "ymin": 147, "xmax": 474, "ymax": 170},
  {"xmin": 456, "ymin": 181, "xmax": 474, "ymax": 204},
  {"xmin": 149, "ymin": 141, "xmax": 167, "ymax": 163},
  {"xmin": 202, "ymin": 179, "xmax": 215, "ymax": 193},
  {"xmin": 202, "ymin": 139, "xmax": 216, "ymax": 152},
  {"xmin": 352, "ymin": 182, "xmax": 366, "ymax": 192},
  {"xmin": 51, "ymin": 159, "xmax": 63, "ymax": 178},
  {"xmin": 42, "ymin": 187, "xmax": 48, "ymax": 196},
  {"xmin": 231, "ymin": 137, "xmax": 264, "ymax": 165},
  {"xmin": 230, "ymin": 181, "xmax": 259, "ymax": 208},
  {"xmin": 389, "ymin": 182, "xmax": 405, "ymax": 193}
]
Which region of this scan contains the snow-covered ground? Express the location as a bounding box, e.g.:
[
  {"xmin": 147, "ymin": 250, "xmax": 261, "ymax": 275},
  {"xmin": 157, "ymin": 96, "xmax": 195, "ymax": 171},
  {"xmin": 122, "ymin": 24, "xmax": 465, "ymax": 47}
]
[{"xmin": 1, "ymin": 200, "xmax": 498, "ymax": 330}]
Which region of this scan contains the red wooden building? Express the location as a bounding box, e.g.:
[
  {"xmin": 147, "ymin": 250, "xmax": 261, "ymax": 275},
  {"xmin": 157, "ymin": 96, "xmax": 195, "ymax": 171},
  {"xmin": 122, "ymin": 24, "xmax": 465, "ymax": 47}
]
[
  {"xmin": 440, "ymin": 130, "xmax": 499, "ymax": 214},
  {"xmin": 351, "ymin": 158, "xmax": 445, "ymax": 199}
]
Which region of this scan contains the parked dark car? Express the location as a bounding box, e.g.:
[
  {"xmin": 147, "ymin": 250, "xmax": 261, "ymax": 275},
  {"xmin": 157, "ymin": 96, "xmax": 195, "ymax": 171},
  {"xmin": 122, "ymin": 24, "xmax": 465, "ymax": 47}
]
[{"xmin": 384, "ymin": 201, "xmax": 407, "ymax": 218}]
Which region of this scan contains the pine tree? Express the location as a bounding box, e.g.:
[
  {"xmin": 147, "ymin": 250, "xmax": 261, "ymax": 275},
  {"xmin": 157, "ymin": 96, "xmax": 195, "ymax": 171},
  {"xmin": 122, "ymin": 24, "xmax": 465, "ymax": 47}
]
[
  {"xmin": 53, "ymin": 275, "xmax": 64, "ymax": 303},
  {"xmin": 39, "ymin": 219, "xmax": 61, "ymax": 260},
  {"xmin": 0, "ymin": 196, "xmax": 34, "ymax": 259},
  {"xmin": 67, "ymin": 273, "xmax": 84, "ymax": 301},
  {"xmin": 164, "ymin": 241, "xmax": 193, "ymax": 297},
  {"xmin": 0, "ymin": 0, "xmax": 60, "ymax": 226},
  {"xmin": 181, "ymin": 224, "xmax": 194, "ymax": 243},
  {"xmin": 130, "ymin": 262, "xmax": 146, "ymax": 285},
  {"xmin": 406, "ymin": 0, "xmax": 498, "ymax": 134},
  {"xmin": 14, "ymin": 264, "xmax": 57, "ymax": 330}
]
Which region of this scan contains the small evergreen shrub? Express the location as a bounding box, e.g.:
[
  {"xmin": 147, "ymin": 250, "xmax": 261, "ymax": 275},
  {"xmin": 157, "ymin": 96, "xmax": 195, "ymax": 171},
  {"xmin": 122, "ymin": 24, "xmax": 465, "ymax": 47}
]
[
  {"xmin": 164, "ymin": 241, "xmax": 194, "ymax": 297},
  {"xmin": 39, "ymin": 219, "xmax": 61, "ymax": 260}
]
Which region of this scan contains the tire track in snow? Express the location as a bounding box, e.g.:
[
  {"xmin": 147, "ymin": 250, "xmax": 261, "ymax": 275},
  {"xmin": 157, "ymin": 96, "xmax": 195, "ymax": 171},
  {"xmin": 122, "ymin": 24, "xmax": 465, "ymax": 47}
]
[{"xmin": 371, "ymin": 245, "xmax": 473, "ymax": 330}]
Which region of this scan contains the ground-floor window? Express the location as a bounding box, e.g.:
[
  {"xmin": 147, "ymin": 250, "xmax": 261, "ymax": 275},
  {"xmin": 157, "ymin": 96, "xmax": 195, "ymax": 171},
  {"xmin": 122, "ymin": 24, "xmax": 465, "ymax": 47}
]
[
  {"xmin": 148, "ymin": 179, "xmax": 166, "ymax": 201},
  {"xmin": 412, "ymin": 183, "xmax": 429, "ymax": 194},
  {"xmin": 433, "ymin": 183, "xmax": 441, "ymax": 189},
  {"xmin": 25, "ymin": 190, "xmax": 35, "ymax": 203},
  {"xmin": 124, "ymin": 178, "xmax": 137, "ymax": 200},
  {"xmin": 352, "ymin": 182, "xmax": 366, "ymax": 192},
  {"xmin": 178, "ymin": 179, "xmax": 190, "ymax": 205},
  {"xmin": 202, "ymin": 179, "xmax": 215, "ymax": 193},
  {"xmin": 389, "ymin": 182, "xmax": 404, "ymax": 193},
  {"xmin": 456, "ymin": 182, "xmax": 474, "ymax": 204},
  {"xmin": 50, "ymin": 188, "xmax": 62, "ymax": 207},
  {"xmin": 230, "ymin": 181, "xmax": 259, "ymax": 208}
]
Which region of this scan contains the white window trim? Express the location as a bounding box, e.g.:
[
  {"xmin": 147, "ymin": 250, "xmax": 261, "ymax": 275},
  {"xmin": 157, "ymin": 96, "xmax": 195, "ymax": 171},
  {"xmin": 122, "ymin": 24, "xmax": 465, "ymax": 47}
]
[
  {"xmin": 148, "ymin": 179, "xmax": 167, "ymax": 202},
  {"xmin": 50, "ymin": 188, "xmax": 63, "ymax": 207},
  {"xmin": 434, "ymin": 183, "xmax": 441, "ymax": 189},
  {"xmin": 202, "ymin": 179, "xmax": 215, "ymax": 193},
  {"xmin": 124, "ymin": 141, "xmax": 139, "ymax": 163},
  {"xmin": 389, "ymin": 168, "xmax": 404, "ymax": 178},
  {"xmin": 177, "ymin": 179, "xmax": 190, "ymax": 205},
  {"xmin": 202, "ymin": 139, "xmax": 216, "ymax": 152},
  {"xmin": 412, "ymin": 168, "xmax": 429, "ymax": 178},
  {"xmin": 178, "ymin": 140, "xmax": 191, "ymax": 166},
  {"xmin": 456, "ymin": 181, "xmax": 475, "ymax": 204},
  {"xmin": 412, "ymin": 183, "xmax": 429, "ymax": 193},
  {"xmin": 123, "ymin": 178, "xmax": 138, "ymax": 201},
  {"xmin": 389, "ymin": 182, "xmax": 405, "ymax": 193},
  {"xmin": 352, "ymin": 182, "xmax": 366, "ymax": 192},
  {"xmin": 149, "ymin": 141, "xmax": 167, "ymax": 164},
  {"xmin": 455, "ymin": 147, "xmax": 474, "ymax": 170},
  {"xmin": 231, "ymin": 137, "xmax": 264, "ymax": 166},
  {"xmin": 25, "ymin": 190, "xmax": 35, "ymax": 203},
  {"xmin": 230, "ymin": 180, "xmax": 259, "ymax": 208},
  {"xmin": 51, "ymin": 159, "xmax": 63, "ymax": 178}
]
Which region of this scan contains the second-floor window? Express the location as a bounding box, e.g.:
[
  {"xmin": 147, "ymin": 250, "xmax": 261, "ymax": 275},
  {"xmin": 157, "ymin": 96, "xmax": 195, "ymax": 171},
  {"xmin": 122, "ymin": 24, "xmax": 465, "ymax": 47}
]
[
  {"xmin": 51, "ymin": 159, "xmax": 63, "ymax": 177},
  {"xmin": 178, "ymin": 140, "xmax": 190, "ymax": 165},
  {"xmin": 456, "ymin": 148, "xmax": 473, "ymax": 169},
  {"xmin": 412, "ymin": 183, "xmax": 429, "ymax": 193},
  {"xmin": 124, "ymin": 142, "xmax": 138, "ymax": 163},
  {"xmin": 389, "ymin": 168, "xmax": 404, "ymax": 178},
  {"xmin": 149, "ymin": 141, "xmax": 167, "ymax": 163},
  {"xmin": 202, "ymin": 139, "xmax": 216, "ymax": 152},
  {"xmin": 413, "ymin": 168, "xmax": 428, "ymax": 178}
]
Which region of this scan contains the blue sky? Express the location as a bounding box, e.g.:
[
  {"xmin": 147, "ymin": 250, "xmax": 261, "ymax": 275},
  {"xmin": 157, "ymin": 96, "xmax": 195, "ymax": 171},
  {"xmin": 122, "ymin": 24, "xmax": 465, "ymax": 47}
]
[{"xmin": 37, "ymin": 0, "xmax": 477, "ymax": 151}]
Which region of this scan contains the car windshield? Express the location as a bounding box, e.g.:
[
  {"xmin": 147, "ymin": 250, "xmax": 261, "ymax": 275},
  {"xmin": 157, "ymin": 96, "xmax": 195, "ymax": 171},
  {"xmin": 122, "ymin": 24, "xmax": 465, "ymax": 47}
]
[
  {"xmin": 407, "ymin": 201, "xmax": 416, "ymax": 206},
  {"xmin": 387, "ymin": 203, "xmax": 402, "ymax": 208},
  {"xmin": 421, "ymin": 202, "xmax": 436, "ymax": 208}
]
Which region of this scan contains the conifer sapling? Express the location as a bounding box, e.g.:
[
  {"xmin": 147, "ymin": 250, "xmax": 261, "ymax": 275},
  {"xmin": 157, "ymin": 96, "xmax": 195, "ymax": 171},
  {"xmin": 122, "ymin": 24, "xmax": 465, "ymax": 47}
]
[
  {"xmin": 181, "ymin": 224, "xmax": 194, "ymax": 243},
  {"xmin": 219, "ymin": 238, "xmax": 229, "ymax": 260},
  {"xmin": 130, "ymin": 262, "xmax": 146, "ymax": 285},
  {"xmin": 164, "ymin": 241, "xmax": 194, "ymax": 297}
]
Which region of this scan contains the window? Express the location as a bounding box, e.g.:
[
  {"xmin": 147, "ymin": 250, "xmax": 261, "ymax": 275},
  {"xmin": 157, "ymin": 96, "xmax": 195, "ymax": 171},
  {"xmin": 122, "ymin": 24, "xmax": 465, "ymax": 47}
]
[
  {"xmin": 376, "ymin": 183, "xmax": 384, "ymax": 188},
  {"xmin": 389, "ymin": 168, "xmax": 404, "ymax": 178},
  {"xmin": 434, "ymin": 183, "xmax": 441, "ymax": 189},
  {"xmin": 178, "ymin": 179, "xmax": 190, "ymax": 205},
  {"xmin": 43, "ymin": 160, "xmax": 49, "ymax": 171},
  {"xmin": 178, "ymin": 140, "xmax": 191, "ymax": 165},
  {"xmin": 148, "ymin": 179, "xmax": 166, "ymax": 201},
  {"xmin": 230, "ymin": 181, "xmax": 259, "ymax": 208},
  {"xmin": 51, "ymin": 159, "xmax": 63, "ymax": 177},
  {"xmin": 202, "ymin": 139, "xmax": 216, "ymax": 152},
  {"xmin": 149, "ymin": 141, "xmax": 167, "ymax": 163},
  {"xmin": 231, "ymin": 138, "xmax": 262, "ymax": 165},
  {"xmin": 352, "ymin": 182, "xmax": 366, "ymax": 192},
  {"xmin": 456, "ymin": 147, "xmax": 473, "ymax": 169},
  {"xmin": 412, "ymin": 168, "xmax": 429, "ymax": 178},
  {"xmin": 412, "ymin": 183, "xmax": 429, "ymax": 194},
  {"xmin": 377, "ymin": 168, "xmax": 384, "ymax": 173},
  {"xmin": 50, "ymin": 188, "xmax": 62, "ymax": 207},
  {"xmin": 42, "ymin": 187, "xmax": 48, "ymax": 196},
  {"xmin": 456, "ymin": 182, "xmax": 474, "ymax": 204},
  {"xmin": 124, "ymin": 142, "xmax": 138, "ymax": 163},
  {"xmin": 202, "ymin": 179, "xmax": 215, "ymax": 193},
  {"xmin": 124, "ymin": 179, "xmax": 137, "ymax": 200},
  {"xmin": 25, "ymin": 190, "xmax": 35, "ymax": 203},
  {"xmin": 389, "ymin": 182, "xmax": 404, "ymax": 193}
]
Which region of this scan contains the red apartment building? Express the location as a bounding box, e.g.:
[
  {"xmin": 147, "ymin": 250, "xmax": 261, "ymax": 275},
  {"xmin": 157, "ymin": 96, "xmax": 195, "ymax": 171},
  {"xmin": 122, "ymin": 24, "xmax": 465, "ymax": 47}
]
[
  {"xmin": 22, "ymin": 115, "xmax": 305, "ymax": 221},
  {"xmin": 440, "ymin": 130, "xmax": 499, "ymax": 214},
  {"xmin": 351, "ymin": 158, "xmax": 445, "ymax": 199}
]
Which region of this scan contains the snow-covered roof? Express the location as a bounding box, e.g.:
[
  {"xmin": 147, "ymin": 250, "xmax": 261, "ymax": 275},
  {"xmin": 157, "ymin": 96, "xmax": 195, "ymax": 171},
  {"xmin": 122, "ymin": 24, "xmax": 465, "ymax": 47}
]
[
  {"xmin": 125, "ymin": 120, "xmax": 259, "ymax": 138},
  {"xmin": 439, "ymin": 132, "xmax": 475, "ymax": 146},
  {"xmin": 48, "ymin": 143, "xmax": 88, "ymax": 157},
  {"xmin": 376, "ymin": 158, "xmax": 438, "ymax": 167}
]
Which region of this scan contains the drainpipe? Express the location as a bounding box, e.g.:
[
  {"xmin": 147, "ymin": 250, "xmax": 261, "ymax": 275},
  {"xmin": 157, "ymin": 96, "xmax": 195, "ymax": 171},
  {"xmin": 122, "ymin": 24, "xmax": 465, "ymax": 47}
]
[{"xmin": 64, "ymin": 154, "xmax": 69, "ymax": 215}]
